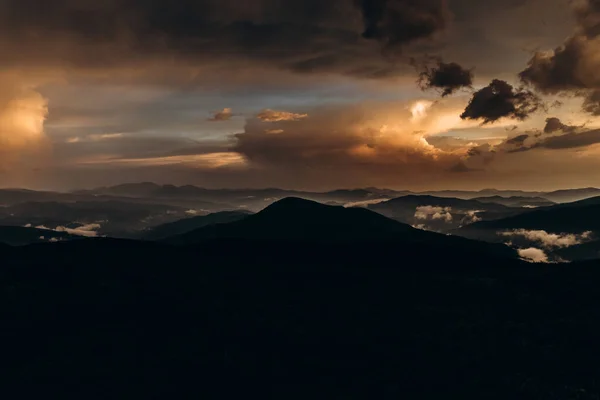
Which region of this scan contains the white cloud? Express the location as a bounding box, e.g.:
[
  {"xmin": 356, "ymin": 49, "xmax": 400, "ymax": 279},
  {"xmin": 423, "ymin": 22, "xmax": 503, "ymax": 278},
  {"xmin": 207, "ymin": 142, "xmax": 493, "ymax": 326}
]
[
  {"xmin": 499, "ymin": 229, "xmax": 593, "ymax": 249},
  {"xmin": 462, "ymin": 210, "xmax": 483, "ymax": 224},
  {"xmin": 344, "ymin": 198, "xmax": 388, "ymax": 208},
  {"xmin": 414, "ymin": 206, "xmax": 453, "ymax": 223},
  {"xmin": 185, "ymin": 209, "xmax": 198, "ymax": 215},
  {"xmin": 518, "ymin": 248, "xmax": 549, "ymax": 263},
  {"xmin": 36, "ymin": 223, "xmax": 102, "ymax": 237}
]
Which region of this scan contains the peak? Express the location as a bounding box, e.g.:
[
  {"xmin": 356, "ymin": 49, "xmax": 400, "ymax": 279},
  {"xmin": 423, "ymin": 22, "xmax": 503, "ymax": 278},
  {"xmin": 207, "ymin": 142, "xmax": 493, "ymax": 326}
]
[{"xmin": 265, "ymin": 197, "xmax": 327, "ymax": 210}]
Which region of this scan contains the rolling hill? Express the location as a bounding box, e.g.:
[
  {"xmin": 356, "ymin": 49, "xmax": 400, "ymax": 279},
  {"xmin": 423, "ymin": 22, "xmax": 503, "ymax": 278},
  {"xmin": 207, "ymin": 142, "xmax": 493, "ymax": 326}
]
[
  {"xmin": 0, "ymin": 226, "xmax": 79, "ymax": 245},
  {"xmin": 140, "ymin": 210, "xmax": 253, "ymax": 240},
  {"xmin": 163, "ymin": 197, "xmax": 517, "ymax": 259}
]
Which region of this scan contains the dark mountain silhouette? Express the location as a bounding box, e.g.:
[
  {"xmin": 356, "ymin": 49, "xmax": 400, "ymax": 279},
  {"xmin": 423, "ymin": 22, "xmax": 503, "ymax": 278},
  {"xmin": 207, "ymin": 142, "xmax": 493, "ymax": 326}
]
[
  {"xmin": 555, "ymin": 240, "xmax": 600, "ymax": 262},
  {"xmin": 141, "ymin": 210, "xmax": 253, "ymax": 240},
  {"xmin": 163, "ymin": 197, "xmax": 517, "ymax": 259},
  {"xmin": 2, "ymin": 233, "xmax": 600, "ymax": 398},
  {"xmin": 370, "ymin": 195, "xmax": 509, "ymax": 211},
  {"xmin": 0, "ymin": 226, "xmax": 78, "ymax": 245},
  {"xmin": 458, "ymin": 201, "xmax": 600, "ymax": 235},
  {"xmin": 543, "ymin": 187, "xmax": 600, "ymax": 203},
  {"xmin": 472, "ymin": 196, "xmax": 555, "ymax": 208},
  {"xmin": 422, "ymin": 188, "xmax": 545, "ymax": 199}
]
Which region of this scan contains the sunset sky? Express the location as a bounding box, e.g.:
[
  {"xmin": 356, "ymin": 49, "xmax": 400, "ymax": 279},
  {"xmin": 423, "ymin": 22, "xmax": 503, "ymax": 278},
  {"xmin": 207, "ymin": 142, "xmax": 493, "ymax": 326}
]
[{"xmin": 2, "ymin": 0, "xmax": 600, "ymax": 191}]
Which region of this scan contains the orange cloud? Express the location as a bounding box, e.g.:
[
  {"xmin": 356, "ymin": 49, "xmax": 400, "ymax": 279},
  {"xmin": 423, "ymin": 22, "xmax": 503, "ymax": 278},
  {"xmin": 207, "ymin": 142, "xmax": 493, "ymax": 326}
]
[{"xmin": 256, "ymin": 109, "xmax": 308, "ymax": 122}]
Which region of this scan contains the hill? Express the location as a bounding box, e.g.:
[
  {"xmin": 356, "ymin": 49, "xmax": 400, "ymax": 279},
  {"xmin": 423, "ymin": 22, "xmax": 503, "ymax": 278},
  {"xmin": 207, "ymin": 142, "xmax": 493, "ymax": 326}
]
[
  {"xmin": 458, "ymin": 201, "xmax": 600, "ymax": 235},
  {"xmin": 164, "ymin": 197, "xmax": 517, "ymax": 259},
  {"xmin": 2, "ymin": 232, "xmax": 600, "ymax": 398},
  {"xmin": 140, "ymin": 210, "xmax": 252, "ymax": 240},
  {"xmin": 471, "ymin": 196, "xmax": 555, "ymax": 208},
  {"xmin": 0, "ymin": 226, "xmax": 79, "ymax": 245},
  {"xmin": 367, "ymin": 195, "xmax": 521, "ymax": 232}
]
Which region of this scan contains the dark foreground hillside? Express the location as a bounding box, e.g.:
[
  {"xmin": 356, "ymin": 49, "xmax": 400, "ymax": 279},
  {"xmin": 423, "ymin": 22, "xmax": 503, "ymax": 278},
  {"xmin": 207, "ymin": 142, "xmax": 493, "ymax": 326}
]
[{"xmin": 1, "ymin": 235, "xmax": 600, "ymax": 399}]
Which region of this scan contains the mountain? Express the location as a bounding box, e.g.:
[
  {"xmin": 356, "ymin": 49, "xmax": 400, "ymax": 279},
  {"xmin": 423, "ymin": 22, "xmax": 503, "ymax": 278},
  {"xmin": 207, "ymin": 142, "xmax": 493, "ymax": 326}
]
[
  {"xmin": 0, "ymin": 226, "xmax": 79, "ymax": 245},
  {"xmin": 458, "ymin": 200, "xmax": 600, "ymax": 235},
  {"xmin": 3, "ymin": 230, "xmax": 600, "ymax": 398},
  {"xmin": 164, "ymin": 197, "xmax": 517, "ymax": 259},
  {"xmin": 367, "ymin": 195, "xmax": 521, "ymax": 232},
  {"xmin": 80, "ymin": 183, "xmax": 403, "ymax": 211},
  {"xmin": 543, "ymin": 187, "xmax": 600, "ymax": 203},
  {"xmin": 422, "ymin": 189, "xmax": 545, "ymax": 199},
  {"xmin": 554, "ymin": 240, "xmax": 600, "ymax": 262},
  {"xmin": 140, "ymin": 210, "xmax": 253, "ymax": 240},
  {"xmin": 471, "ymin": 196, "xmax": 555, "ymax": 208},
  {"xmin": 454, "ymin": 198, "xmax": 600, "ymax": 261}
]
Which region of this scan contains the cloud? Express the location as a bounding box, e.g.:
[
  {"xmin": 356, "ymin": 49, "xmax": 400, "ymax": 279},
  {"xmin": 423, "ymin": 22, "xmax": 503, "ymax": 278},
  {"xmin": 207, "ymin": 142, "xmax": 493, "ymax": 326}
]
[
  {"xmin": 505, "ymin": 134, "xmax": 530, "ymax": 146},
  {"xmin": 414, "ymin": 206, "xmax": 453, "ymax": 222},
  {"xmin": 56, "ymin": 223, "xmax": 102, "ymax": 237},
  {"xmin": 36, "ymin": 223, "xmax": 102, "ymax": 237},
  {"xmin": 233, "ymin": 101, "xmax": 478, "ymax": 188},
  {"xmin": 518, "ymin": 248, "xmax": 549, "ymax": 263},
  {"xmin": 544, "ymin": 117, "xmax": 576, "ymax": 134},
  {"xmin": 461, "ymin": 117, "xmax": 600, "ymax": 168},
  {"xmin": 462, "ymin": 210, "xmax": 483, "ymax": 224},
  {"xmin": 0, "ymin": 73, "xmax": 50, "ymax": 169},
  {"xmin": 0, "ymin": 0, "xmax": 453, "ymax": 82},
  {"xmin": 460, "ymin": 79, "xmax": 544, "ymax": 124},
  {"xmin": 208, "ymin": 108, "xmax": 234, "ymax": 122},
  {"xmin": 67, "ymin": 133, "xmax": 124, "ymax": 143},
  {"xmin": 518, "ymin": 0, "xmax": 600, "ymax": 115},
  {"xmin": 355, "ymin": 0, "xmax": 450, "ymax": 50},
  {"xmin": 499, "ymin": 229, "xmax": 593, "ymax": 249},
  {"xmin": 583, "ymin": 89, "xmax": 600, "ymax": 115},
  {"xmin": 344, "ymin": 198, "xmax": 388, "ymax": 208},
  {"xmin": 417, "ymin": 59, "xmax": 474, "ymax": 97},
  {"xmin": 256, "ymin": 109, "xmax": 308, "ymax": 122}
]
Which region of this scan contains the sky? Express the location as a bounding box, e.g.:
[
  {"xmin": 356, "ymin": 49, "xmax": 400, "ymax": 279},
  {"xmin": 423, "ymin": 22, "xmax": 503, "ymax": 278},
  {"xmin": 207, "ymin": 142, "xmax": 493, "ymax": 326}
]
[{"xmin": 2, "ymin": 0, "xmax": 600, "ymax": 191}]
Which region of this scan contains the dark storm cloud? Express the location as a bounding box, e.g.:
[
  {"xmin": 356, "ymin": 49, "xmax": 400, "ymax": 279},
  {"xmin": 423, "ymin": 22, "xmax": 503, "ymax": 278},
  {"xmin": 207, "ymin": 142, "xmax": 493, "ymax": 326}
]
[
  {"xmin": 539, "ymin": 128, "xmax": 600, "ymax": 150},
  {"xmin": 519, "ymin": 0, "xmax": 600, "ymax": 115},
  {"xmin": 583, "ymin": 90, "xmax": 600, "ymax": 115},
  {"xmin": 463, "ymin": 118, "xmax": 600, "ymax": 169},
  {"xmin": 544, "ymin": 117, "xmax": 577, "ymax": 134},
  {"xmin": 460, "ymin": 79, "xmax": 544, "ymax": 124},
  {"xmin": 416, "ymin": 59, "xmax": 474, "ymax": 97},
  {"xmin": 0, "ymin": 0, "xmax": 453, "ymax": 80},
  {"xmin": 355, "ymin": 0, "xmax": 450, "ymax": 48}
]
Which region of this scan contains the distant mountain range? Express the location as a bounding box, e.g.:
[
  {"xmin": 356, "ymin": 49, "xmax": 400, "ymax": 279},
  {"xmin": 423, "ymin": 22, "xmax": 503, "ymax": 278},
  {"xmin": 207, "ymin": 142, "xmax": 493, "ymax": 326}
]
[
  {"xmin": 75, "ymin": 182, "xmax": 600, "ymax": 204},
  {"xmin": 367, "ymin": 195, "xmax": 523, "ymax": 232}
]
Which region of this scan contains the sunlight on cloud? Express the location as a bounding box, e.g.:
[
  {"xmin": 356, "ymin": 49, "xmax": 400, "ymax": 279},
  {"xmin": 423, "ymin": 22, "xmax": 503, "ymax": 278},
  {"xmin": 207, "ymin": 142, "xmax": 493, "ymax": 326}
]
[
  {"xmin": 0, "ymin": 74, "xmax": 49, "ymax": 166},
  {"xmin": 499, "ymin": 229, "xmax": 593, "ymax": 249},
  {"xmin": 518, "ymin": 248, "xmax": 549, "ymax": 263},
  {"xmin": 80, "ymin": 152, "xmax": 248, "ymax": 168},
  {"xmin": 410, "ymin": 101, "xmax": 433, "ymax": 122}
]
